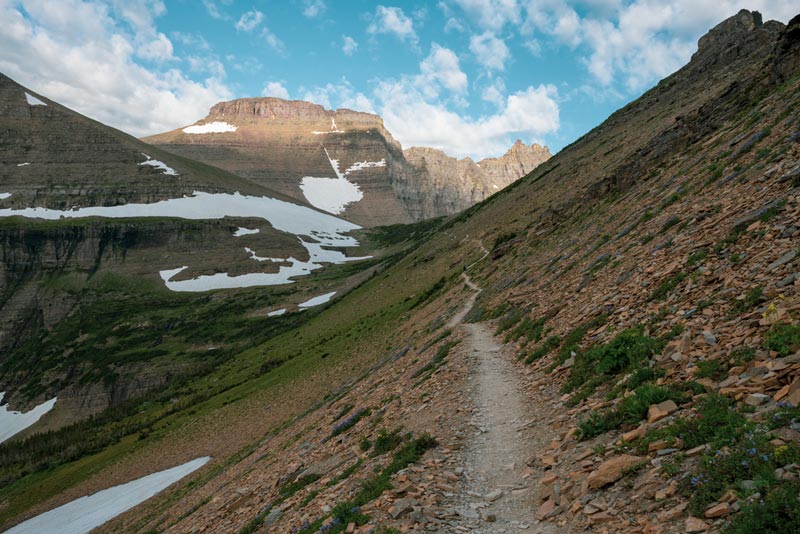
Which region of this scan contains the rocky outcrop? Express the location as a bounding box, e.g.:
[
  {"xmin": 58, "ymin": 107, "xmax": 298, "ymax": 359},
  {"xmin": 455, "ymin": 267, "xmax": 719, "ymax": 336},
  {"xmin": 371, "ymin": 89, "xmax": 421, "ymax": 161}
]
[
  {"xmin": 402, "ymin": 141, "xmax": 551, "ymax": 219},
  {"xmin": 145, "ymin": 99, "xmax": 550, "ymax": 226}
]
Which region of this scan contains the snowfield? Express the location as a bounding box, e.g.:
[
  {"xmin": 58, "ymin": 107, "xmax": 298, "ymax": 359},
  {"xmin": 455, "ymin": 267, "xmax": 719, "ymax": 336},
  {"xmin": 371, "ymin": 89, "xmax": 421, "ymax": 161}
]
[
  {"xmin": 0, "ymin": 393, "xmax": 57, "ymax": 444},
  {"xmin": 5, "ymin": 457, "xmax": 211, "ymax": 534},
  {"xmin": 299, "ymin": 148, "xmax": 385, "ymax": 214},
  {"xmin": 0, "ymin": 193, "xmax": 11, "ymax": 200},
  {"xmin": 182, "ymin": 121, "xmax": 237, "ymax": 134},
  {"xmin": 24, "ymin": 92, "xmax": 47, "ymax": 106},
  {"xmin": 300, "ymin": 177, "xmax": 363, "ymax": 214},
  {"xmin": 0, "ymin": 191, "xmax": 369, "ymax": 291},
  {"xmin": 299, "ymin": 291, "xmax": 337, "ymax": 308},
  {"xmin": 267, "ymin": 308, "xmax": 287, "ymax": 316}
]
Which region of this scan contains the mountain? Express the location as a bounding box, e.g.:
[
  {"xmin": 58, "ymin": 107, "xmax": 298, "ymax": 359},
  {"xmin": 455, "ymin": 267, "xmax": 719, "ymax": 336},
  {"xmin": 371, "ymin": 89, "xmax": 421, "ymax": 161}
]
[
  {"xmin": 143, "ymin": 98, "xmax": 550, "ymax": 226},
  {"xmin": 403, "ymin": 140, "xmax": 550, "ymax": 218},
  {"xmin": 3, "ymin": 8, "xmax": 800, "ymax": 534}
]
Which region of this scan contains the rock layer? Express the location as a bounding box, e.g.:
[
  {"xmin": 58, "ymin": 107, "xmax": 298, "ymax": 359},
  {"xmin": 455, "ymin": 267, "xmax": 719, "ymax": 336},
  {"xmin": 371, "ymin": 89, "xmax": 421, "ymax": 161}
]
[{"xmin": 144, "ymin": 99, "xmax": 550, "ymax": 226}]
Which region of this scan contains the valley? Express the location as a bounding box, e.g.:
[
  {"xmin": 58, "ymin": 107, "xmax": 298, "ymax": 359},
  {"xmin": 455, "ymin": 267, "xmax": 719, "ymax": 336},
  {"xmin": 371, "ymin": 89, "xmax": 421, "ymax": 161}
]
[{"xmin": 1, "ymin": 7, "xmax": 800, "ymax": 534}]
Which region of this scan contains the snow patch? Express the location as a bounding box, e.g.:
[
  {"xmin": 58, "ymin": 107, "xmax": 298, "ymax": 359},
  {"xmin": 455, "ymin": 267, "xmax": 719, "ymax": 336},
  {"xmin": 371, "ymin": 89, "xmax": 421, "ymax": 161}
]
[
  {"xmin": 0, "ymin": 193, "xmax": 11, "ymax": 200},
  {"xmin": 182, "ymin": 121, "xmax": 237, "ymax": 134},
  {"xmin": 267, "ymin": 308, "xmax": 287, "ymax": 317},
  {"xmin": 17, "ymin": 162, "xmax": 30, "ymax": 167},
  {"xmin": 5, "ymin": 457, "xmax": 210, "ymax": 534},
  {"xmin": 244, "ymin": 246, "xmax": 283, "ymax": 262},
  {"xmin": 344, "ymin": 159, "xmax": 386, "ymax": 175},
  {"xmin": 312, "ymin": 117, "xmax": 344, "ymax": 135},
  {"xmin": 24, "ymin": 92, "xmax": 47, "ymax": 106},
  {"xmin": 139, "ymin": 153, "xmax": 178, "ymax": 176},
  {"xmin": 300, "ymin": 177, "xmax": 363, "ymax": 214},
  {"xmin": 0, "ymin": 393, "xmax": 57, "ymax": 444},
  {"xmin": 0, "ymin": 191, "xmax": 369, "ymax": 291},
  {"xmin": 233, "ymin": 227, "xmax": 260, "ymax": 237},
  {"xmin": 323, "ymin": 147, "xmax": 345, "ymax": 179},
  {"xmin": 299, "ymin": 291, "xmax": 337, "ymax": 308}
]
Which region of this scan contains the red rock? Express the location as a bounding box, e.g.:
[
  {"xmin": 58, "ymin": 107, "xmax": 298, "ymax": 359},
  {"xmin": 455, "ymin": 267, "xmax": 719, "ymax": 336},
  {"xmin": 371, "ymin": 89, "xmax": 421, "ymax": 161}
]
[
  {"xmin": 686, "ymin": 516, "xmax": 708, "ymax": 533},
  {"xmin": 704, "ymin": 502, "xmax": 730, "ymax": 518},
  {"xmin": 647, "ymin": 400, "xmax": 678, "ymax": 423},
  {"xmin": 587, "ymin": 455, "xmax": 645, "ymax": 490}
]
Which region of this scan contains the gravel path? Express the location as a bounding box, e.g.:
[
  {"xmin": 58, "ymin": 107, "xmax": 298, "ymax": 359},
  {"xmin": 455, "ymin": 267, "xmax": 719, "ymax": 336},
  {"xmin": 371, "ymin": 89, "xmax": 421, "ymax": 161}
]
[{"xmin": 448, "ymin": 273, "xmax": 561, "ymax": 533}]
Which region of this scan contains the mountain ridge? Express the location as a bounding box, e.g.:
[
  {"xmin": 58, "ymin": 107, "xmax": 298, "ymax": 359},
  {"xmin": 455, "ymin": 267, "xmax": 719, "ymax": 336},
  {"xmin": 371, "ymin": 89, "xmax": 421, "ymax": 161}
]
[{"xmin": 144, "ymin": 97, "xmax": 551, "ymax": 226}]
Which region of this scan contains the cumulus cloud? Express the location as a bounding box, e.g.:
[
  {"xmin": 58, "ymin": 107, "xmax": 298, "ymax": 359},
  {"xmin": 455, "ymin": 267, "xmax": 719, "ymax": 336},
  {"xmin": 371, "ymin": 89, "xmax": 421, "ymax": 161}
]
[
  {"xmin": 452, "ymin": 0, "xmax": 522, "ymax": 31},
  {"xmin": 235, "ymin": 9, "xmax": 263, "ymax": 32},
  {"xmin": 375, "ymin": 80, "xmax": 558, "ymax": 159},
  {"xmin": 302, "ymin": 80, "xmax": 376, "ymax": 113},
  {"xmin": 302, "ymin": 0, "xmax": 326, "ymax": 18},
  {"xmin": 521, "ymin": 0, "xmax": 800, "ymax": 91},
  {"xmin": 419, "ymin": 44, "xmax": 468, "ymax": 94},
  {"xmin": 481, "ymin": 78, "xmax": 506, "ymax": 106},
  {"xmin": 0, "ymin": 0, "xmax": 231, "ymax": 136},
  {"xmin": 342, "ymin": 35, "xmax": 358, "ymax": 56},
  {"xmin": 262, "ymin": 81, "xmax": 290, "ymax": 99},
  {"xmin": 469, "ymin": 31, "xmax": 510, "ymax": 71},
  {"xmin": 367, "ymin": 5, "xmax": 418, "ymax": 44}
]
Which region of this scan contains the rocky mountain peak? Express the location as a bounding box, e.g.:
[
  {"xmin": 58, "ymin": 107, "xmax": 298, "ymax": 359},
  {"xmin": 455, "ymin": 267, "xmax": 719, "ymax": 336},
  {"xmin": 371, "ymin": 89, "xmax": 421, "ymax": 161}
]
[{"xmin": 692, "ymin": 9, "xmax": 784, "ymax": 64}]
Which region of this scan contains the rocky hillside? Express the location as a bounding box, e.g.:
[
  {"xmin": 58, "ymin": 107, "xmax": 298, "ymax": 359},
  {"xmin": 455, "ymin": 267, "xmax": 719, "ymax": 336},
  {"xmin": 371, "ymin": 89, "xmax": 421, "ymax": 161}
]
[
  {"xmin": 403, "ymin": 140, "xmax": 551, "ymax": 218},
  {"xmin": 143, "ymin": 99, "xmax": 549, "ymax": 226},
  {"xmin": 3, "ymin": 8, "xmax": 800, "ymax": 534}
]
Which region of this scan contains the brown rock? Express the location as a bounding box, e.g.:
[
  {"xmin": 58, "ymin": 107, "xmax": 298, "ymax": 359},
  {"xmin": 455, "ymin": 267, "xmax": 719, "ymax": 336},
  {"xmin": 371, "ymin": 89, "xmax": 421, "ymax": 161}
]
[
  {"xmin": 648, "ymin": 400, "xmax": 679, "ymax": 423},
  {"xmin": 587, "ymin": 455, "xmax": 645, "ymax": 490},
  {"xmin": 686, "ymin": 516, "xmax": 709, "ymax": 533},
  {"xmin": 704, "ymin": 502, "xmax": 731, "ymax": 518},
  {"xmin": 536, "ymin": 498, "xmax": 556, "ymax": 520}
]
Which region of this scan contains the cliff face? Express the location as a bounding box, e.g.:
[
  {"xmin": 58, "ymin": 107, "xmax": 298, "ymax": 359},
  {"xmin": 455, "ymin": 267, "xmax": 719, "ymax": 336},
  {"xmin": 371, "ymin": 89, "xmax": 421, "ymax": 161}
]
[
  {"xmin": 145, "ymin": 100, "xmax": 551, "ymax": 225},
  {"xmin": 402, "ymin": 141, "xmax": 551, "ymax": 219}
]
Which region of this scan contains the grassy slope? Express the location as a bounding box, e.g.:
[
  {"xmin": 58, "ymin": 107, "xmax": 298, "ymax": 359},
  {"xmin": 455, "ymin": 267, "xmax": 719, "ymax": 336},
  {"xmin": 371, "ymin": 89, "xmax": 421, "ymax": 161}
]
[{"xmin": 0, "ymin": 218, "xmax": 478, "ymax": 527}]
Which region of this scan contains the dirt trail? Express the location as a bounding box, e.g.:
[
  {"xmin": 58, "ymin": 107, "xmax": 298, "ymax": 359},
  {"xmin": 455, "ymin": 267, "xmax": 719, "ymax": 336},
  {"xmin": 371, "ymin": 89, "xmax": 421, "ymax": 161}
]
[{"xmin": 449, "ymin": 273, "xmax": 560, "ymax": 533}]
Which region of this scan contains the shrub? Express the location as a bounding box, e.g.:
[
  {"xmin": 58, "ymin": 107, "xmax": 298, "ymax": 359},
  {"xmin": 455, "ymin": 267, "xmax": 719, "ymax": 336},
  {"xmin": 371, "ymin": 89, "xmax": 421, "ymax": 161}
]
[
  {"xmin": 372, "ymin": 429, "xmax": 403, "ymax": 455},
  {"xmin": 764, "ymin": 323, "xmax": 800, "ymax": 356},
  {"xmin": 725, "ymin": 480, "xmax": 800, "ymax": 534}
]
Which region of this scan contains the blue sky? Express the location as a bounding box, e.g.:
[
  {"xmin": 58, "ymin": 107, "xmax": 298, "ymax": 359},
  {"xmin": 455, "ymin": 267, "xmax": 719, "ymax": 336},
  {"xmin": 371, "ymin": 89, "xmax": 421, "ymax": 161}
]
[{"xmin": 1, "ymin": 1, "xmax": 798, "ymax": 159}]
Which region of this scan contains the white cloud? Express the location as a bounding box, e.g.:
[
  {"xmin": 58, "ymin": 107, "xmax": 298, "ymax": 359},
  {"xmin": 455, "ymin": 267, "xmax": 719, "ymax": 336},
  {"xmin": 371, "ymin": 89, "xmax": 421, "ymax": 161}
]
[
  {"xmin": 367, "ymin": 6, "xmax": 418, "ymax": 44},
  {"xmin": 452, "ymin": 0, "xmax": 522, "ymax": 31},
  {"xmin": 521, "ymin": 0, "xmax": 800, "ymax": 91},
  {"xmin": 302, "ymin": 80, "xmax": 376, "ymax": 113},
  {"xmin": 171, "ymin": 32, "xmax": 211, "ymax": 51},
  {"xmin": 263, "ymin": 81, "xmax": 289, "ymax": 99},
  {"xmin": 481, "ymin": 78, "xmax": 506, "ymax": 106},
  {"xmin": 375, "ymin": 80, "xmax": 559, "ymax": 159},
  {"xmin": 302, "ymin": 0, "xmax": 326, "ymax": 18},
  {"xmin": 523, "ymin": 38, "xmax": 541, "ymax": 56},
  {"xmin": 342, "ymin": 35, "xmax": 358, "ymax": 56},
  {"xmin": 419, "ymin": 44, "xmax": 467, "ymax": 94},
  {"xmin": 137, "ymin": 32, "xmax": 174, "ymax": 61},
  {"xmin": 0, "ymin": 0, "xmax": 231, "ymax": 137},
  {"xmin": 469, "ymin": 31, "xmax": 510, "ymax": 71},
  {"xmin": 235, "ymin": 9, "xmax": 263, "ymax": 32},
  {"xmin": 444, "ymin": 17, "xmax": 466, "ymax": 32},
  {"xmin": 202, "ymin": 0, "xmax": 229, "ymax": 20},
  {"xmin": 262, "ymin": 27, "xmax": 286, "ymax": 54}
]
